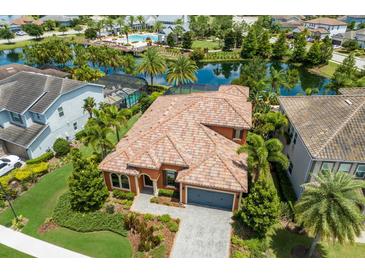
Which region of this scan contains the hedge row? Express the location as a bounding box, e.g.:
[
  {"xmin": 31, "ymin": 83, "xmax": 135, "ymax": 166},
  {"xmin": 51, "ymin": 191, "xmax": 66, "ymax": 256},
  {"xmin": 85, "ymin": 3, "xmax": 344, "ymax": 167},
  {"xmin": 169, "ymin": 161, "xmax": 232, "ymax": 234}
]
[
  {"xmin": 53, "ymin": 193, "xmax": 127, "ymax": 236},
  {"xmin": 273, "ymin": 164, "xmax": 297, "ymax": 203},
  {"xmin": 25, "ymin": 151, "xmax": 54, "ymax": 164},
  {"xmin": 158, "ymin": 189, "xmax": 179, "ymax": 199},
  {"xmin": 112, "ymin": 189, "xmax": 136, "ymax": 201}
]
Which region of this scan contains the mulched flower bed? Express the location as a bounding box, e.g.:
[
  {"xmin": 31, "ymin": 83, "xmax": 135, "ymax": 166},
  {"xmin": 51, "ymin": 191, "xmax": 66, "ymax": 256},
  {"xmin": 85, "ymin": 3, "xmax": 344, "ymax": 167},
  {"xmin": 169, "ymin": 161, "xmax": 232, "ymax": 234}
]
[
  {"xmin": 127, "ymin": 213, "xmax": 179, "ymax": 258},
  {"xmin": 150, "ymin": 196, "xmax": 185, "ymax": 208},
  {"xmin": 38, "ymin": 218, "xmax": 59, "ymax": 234}
]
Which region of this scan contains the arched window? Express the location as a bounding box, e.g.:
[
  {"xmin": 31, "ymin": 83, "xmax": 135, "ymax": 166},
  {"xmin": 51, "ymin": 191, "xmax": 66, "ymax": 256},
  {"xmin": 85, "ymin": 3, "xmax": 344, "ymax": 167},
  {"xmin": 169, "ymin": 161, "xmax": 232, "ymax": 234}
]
[
  {"xmin": 120, "ymin": 175, "xmax": 130, "ymax": 190},
  {"xmin": 111, "ymin": 173, "xmax": 120, "ymax": 188}
]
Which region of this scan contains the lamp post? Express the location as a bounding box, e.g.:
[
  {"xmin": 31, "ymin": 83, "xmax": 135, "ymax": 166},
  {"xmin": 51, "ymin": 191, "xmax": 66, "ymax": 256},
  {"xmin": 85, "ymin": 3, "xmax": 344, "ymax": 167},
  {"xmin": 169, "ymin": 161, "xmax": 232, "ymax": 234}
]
[{"xmin": 0, "ymin": 182, "xmax": 18, "ymax": 221}]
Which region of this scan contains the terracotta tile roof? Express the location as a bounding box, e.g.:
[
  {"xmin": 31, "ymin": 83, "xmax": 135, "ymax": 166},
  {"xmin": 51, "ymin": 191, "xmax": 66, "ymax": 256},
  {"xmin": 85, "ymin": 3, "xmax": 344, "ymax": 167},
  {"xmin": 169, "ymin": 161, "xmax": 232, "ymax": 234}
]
[
  {"xmin": 305, "ymin": 17, "xmax": 347, "ymax": 26},
  {"xmin": 99, "ymin": 85, "xmax": 251, "ymax": 192},
  {"xmin": 11, "ymin": 16, "xmax": 43, "ymax": 26},
  {"xmin": 279, "ymin": 95, "xmax": 365, "ymax": 162}
]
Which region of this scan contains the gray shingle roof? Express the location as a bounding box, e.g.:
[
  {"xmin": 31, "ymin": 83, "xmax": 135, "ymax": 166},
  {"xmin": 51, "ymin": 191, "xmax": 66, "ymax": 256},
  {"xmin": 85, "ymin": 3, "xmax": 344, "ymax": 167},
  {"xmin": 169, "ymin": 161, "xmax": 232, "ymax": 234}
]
[
  {"xmin": 0, "ymin": 123, "xmax": 47, "ymax": 147},
  {"xmin": 279, "ymin": 95, "xmax": 365, "ymax": 162},
  {"xmin": 0, "ymin": 71, "xmax": 85, "ymax": 114},
  {"xmin": 0, "ymin": 64, "xmax": 69, "ymax": 81},
  {"xmin": 339, "ymin": 87, "xmax": 365, "ymax": 96}
]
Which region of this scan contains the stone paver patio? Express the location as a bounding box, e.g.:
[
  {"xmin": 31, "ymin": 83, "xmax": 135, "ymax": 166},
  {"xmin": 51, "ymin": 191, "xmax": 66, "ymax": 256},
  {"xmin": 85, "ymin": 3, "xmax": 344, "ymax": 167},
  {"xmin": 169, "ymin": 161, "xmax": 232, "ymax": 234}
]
[{"xmin": 131, "ymin": 192, "xmax": 233, "ymax": 258}]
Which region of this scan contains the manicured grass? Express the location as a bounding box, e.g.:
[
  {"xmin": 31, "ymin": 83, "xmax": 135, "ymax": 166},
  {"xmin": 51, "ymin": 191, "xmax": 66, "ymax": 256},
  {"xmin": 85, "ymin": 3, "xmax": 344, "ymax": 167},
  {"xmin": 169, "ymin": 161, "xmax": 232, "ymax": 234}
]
[
  {"xmin": 0, "ymin": 164, "xmax": 132, "ymax": 257},
  {"xmin": 0, "ymin": 243, "xmax": 33, "ymax": 258},
  {"xmin": 192, "ymin": 40, "xmax": 220, "ymax": 50},
  {"xmin": 41, "ymin": 227, "xmax": 131, "ymax": 258},
  {"xmin": 0, "ymin": 34, "xmax": 85, "ymax": 50},
  {"xmin": 80, "ymin": 113, "xmax": 141, "ymax": 157},
  {"xmin": 310, "ymin": 61, "xmax": 339, "ymax": 78},
  {"xmin": 271, "ymin": 228, "xmax": 365, "ymax": 258}
]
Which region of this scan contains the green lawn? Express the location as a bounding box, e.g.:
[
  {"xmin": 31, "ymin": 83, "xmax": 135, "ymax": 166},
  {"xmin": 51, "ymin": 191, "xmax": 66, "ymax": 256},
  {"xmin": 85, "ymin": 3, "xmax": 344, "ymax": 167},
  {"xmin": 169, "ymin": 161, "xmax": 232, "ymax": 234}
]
[
  {"xmin": 271, "ymin": 228, "xmax": 365, "ymax": 258},
  {"xmin": 0, "ymin": 34, "xmax": 85, "ymax": 51},
  {"xmin": 312, "ymin": 61, "xmax": 339, "ymax": 78},
  {"xmin": 0, "ymin": 243, "xmax": 33, "ymax": 258},
  {"xmin": 0, "ymin": 164, "xmax": 132, "ymax": 258},
  {"xmin": 192, "ymin": 40, "xmax": 220, "ymax": 50}
]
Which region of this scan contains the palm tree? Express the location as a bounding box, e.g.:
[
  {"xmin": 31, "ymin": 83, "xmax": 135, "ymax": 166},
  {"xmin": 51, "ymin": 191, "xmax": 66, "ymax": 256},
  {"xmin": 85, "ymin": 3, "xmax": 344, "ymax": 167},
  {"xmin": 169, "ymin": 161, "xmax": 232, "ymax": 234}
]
[
  {"xmin": 136, "ymin": 15, "xmax": 145, "ymax": 31},
  {"xmin": 137, "ymin": 47, "xmax": 166, "ymax": 85},
  {"xmin": 166, "ymin": 55, "xmax": 198, "ymax": 89},
  {"xmin": 237, "ymin": 132, "xmax": 289, "ymax": 182},
  {"xmin": 123, "ymin": 25, "xmax": 131, "ymax": 44},
  {"xmin": 83, "ymin": 97, "xmax": 96, "ymax": 118},
  {"xmin": 105, "ymin": 17, "xmax": 115, "ymax": 34},
  {"xmin": 153, "ymin": 21, "xmax": 164, "ymax": 33},
  {"xmin": 296, "ymin": 171, "xmax": 365, "ymax": 257},
  {"xmin": 116, "ymin": 17, "xmax": 125, "ymax": 35},
  {"xmin": 269, "ymin": 67, "xmax": 286, "ymax": 94},
  {"xmin": 95, "ymin": 20, "xmax": 105, "ymax": 37},
  {"xmin": 301, "ymin": 88, "xmax": 319, "ymax": 96},
  {"xmin": 128, "ymin": 16, "xmax": 135, "ymax": 28},
  {"xmin": 104, "ymin": 105, "xmax": 127, "ymax": 142}
]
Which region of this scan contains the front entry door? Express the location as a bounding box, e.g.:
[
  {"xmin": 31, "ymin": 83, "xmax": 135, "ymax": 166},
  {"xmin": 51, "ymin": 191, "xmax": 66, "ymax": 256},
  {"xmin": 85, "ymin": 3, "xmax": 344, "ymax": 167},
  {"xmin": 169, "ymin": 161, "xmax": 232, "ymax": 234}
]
[{"xmin": 143, "ymin": 175, "xmax": 153, "ymax": 188}]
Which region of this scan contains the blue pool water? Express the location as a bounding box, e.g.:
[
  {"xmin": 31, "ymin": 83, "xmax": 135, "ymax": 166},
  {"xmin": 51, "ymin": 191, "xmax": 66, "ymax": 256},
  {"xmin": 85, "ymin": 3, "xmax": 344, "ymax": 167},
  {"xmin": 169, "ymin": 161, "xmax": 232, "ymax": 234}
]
[
  {"xmin": 128, "ymin": 34, "xmax": 158, "ymax": 43},
  {"xmin": 0, "ymin": 48, "xmax": 333, "ymax": 95}
]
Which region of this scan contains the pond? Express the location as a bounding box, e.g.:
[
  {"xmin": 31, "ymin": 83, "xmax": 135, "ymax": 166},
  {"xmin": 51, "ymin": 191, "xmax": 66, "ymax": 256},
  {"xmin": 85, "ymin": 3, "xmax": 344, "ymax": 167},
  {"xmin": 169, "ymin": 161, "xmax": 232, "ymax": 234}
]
[{"xmin": 0, "ymin": 48, "xmax": 334, "ymax": 95}]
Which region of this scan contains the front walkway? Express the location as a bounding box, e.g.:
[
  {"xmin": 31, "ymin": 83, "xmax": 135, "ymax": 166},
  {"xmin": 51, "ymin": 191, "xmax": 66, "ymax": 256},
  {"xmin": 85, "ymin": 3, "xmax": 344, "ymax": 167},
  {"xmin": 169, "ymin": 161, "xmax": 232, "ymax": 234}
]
[
  {"xmin": 0, "ymin": 225, "xmax": 88, "ymax": 258},
  {"xmin": 131, "ymin": 193, "xmax": 233, "ymax": 258}
]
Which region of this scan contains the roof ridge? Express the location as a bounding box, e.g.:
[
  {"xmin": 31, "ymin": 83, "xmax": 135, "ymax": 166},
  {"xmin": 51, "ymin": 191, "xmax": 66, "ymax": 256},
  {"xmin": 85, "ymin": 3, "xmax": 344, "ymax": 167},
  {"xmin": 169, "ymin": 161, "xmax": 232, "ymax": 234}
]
[
  {"xmin": 165, "ymin": 133, "xmax": 188, "ymax": 166},
  {"xmin": 222, "ymin": 97, "xmax": 251, "ymax": 127},
  {"xmin": 316, "ymin": 99, "xmax": 365, "ymax": 157},
  {"xmin": 215, "ymin": 151, "xmax": 246, "ymax": 190}
]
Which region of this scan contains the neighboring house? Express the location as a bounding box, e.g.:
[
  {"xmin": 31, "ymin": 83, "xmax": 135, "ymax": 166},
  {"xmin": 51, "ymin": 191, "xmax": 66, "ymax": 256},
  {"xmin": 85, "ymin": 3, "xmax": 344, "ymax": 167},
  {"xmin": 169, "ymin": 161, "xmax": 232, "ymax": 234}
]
[
  {"xmin": 355, "ymin": 28, "xmax": 365, "ymax": 48},
  {"xmin": 96, "ymin": 74, "xmax": 148, "ymax": 109},
  {"xmin": 279, "ymin": 20, "xmax": 304, "ymax": 31},
  {"xmin": 293, "ymin": 25, "xmax": 330, "ymax": 40},
  {"xmin": 40, "ymin": 15, "xmax": 79, "ymax": 27},
  {"xmin": 272, "ymin": 15, "xmax": 305, "ymax": 23},
  {"xmin": 9, "ymin": 16, "xmax": 43, "ymax": 32},
  {"xmin": 99, "ymin": 85, "xmax": 252, "ymax": 211},
  {"xmin": 332, "ymin": 30, "xmax": 357, "ymax": 46},
  {"xmin": 279, "ymin": 93, "xmax": 365, "ymax": 197},
  {"xmin": 0, "ymin": 72, "xmax": 104, "ymax": 159},
  {"xmin": 303, "ymin": 17, "xmax": 347, "ymax": 37},
  {"xmin": 0, "ymin": 64, "xmax": 70, "ymax": 81}
]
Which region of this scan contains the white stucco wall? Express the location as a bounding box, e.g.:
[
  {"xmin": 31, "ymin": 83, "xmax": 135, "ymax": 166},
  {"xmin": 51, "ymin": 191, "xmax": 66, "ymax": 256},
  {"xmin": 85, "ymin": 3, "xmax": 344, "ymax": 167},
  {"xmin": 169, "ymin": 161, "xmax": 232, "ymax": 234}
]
[{"xmin": 27, "ymin": 85, "xmax": 104, "ymax": 158}]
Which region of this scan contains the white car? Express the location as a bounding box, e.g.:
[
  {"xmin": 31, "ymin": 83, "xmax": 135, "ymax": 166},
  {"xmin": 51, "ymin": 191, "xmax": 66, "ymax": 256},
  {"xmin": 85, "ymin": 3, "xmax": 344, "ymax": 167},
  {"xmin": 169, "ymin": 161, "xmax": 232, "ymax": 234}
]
[
  {"xmin": 15, "ymin": 31, "xmax": 27, "ymax": 36},
  {"xmin": 0, "ymin": 155, "xmax": 24, "ymax": 177}
]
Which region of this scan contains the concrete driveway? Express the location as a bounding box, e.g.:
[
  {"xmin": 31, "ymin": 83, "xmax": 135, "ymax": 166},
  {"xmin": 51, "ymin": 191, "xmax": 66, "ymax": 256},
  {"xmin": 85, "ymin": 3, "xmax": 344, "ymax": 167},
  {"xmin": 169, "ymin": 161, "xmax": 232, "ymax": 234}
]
[{"xmin": 131, "ymin": 193, "xmax": 232, "ymax": 258}]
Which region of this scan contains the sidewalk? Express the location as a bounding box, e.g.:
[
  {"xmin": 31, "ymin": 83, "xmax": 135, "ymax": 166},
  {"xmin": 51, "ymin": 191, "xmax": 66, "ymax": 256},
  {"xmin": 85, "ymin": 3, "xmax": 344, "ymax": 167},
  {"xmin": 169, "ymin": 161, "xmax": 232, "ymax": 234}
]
[
  {"xmin": 331, "ymin": 52, "xmax": 365, "ymax": 70},
  {"xmin": 0, "ymin": 225, "xmax": 88, "ymax": 258}
]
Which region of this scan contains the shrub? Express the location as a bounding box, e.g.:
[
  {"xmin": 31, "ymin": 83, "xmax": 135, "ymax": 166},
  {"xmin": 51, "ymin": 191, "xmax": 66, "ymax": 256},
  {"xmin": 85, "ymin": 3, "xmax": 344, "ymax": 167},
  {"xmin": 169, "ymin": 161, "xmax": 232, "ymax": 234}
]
[
  {"xmin": 190, "ymin": 48, "xmax": 205, "ymax": 62},
  {"xmin": 68, "ymin": 149, "xmax": 108, "ymax": 212},
  {"xmin": 14, "ymin": 168, "xmax": 33, "ymax": 182},
  {"xmin": 239, "ymin": 178, "xmax": 281, "ymax": 238},
  {"xmin": 150, "ymin": 197, "xmax": 159, "ymax": 203},
  {"xmin": 112, "ymin": 189, "xmax": 136, "ymax": 201},
  {"xmin": 158, "ymin": 189, "xmax": 179, "ymax": 198},
  {"xmin": 158, "ymin": 214, "xmax": 171, "ymax": 223},
  {"xmin": 166, "ymin": 220, "xmax": 179, "ymax": 232},
  {"xmin": 143, "ymin": 213, "xmax": 155, "ymax": 222},
  {"xmin": 53, "ymin": 138, "xmax": 70, "ymax": 157},
  {"xmin": 105, "ymin": 204, "xmax": 115, "ymax": 214},
  {"xmin": 74, "ymin": 130, "xmax": 85, "ymax": 141},
  {"xmin": 53, "ymin": 193, "xmax": 126, "ymax": 236},
  {"xmin": 124, "ymin": 212, "xmax": 140, "ymax": 232},
  {"xmin": 0, "ymin": 199, "xmax": 5, "ymax": 208},
  {"xmin": 29, "ymin": 162, "xmax": 49, "ymax": 175},
  {"xmin": 26, "ymin": 151, "xmax": 54, "ymax": 164},
  {"xmin": 274, "ymin": 163, "xmax": 297, "ymax": 203}
]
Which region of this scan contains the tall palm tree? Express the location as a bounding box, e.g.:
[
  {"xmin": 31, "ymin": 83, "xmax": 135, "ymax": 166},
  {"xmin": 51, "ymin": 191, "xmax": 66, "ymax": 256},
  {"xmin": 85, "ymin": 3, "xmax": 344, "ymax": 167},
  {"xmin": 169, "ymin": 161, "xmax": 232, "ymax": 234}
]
[
  {"xmin": 83, "ymin": 97, "xmax": 96, "ymax": 118},
  {"xmin": 95, "ymin": 20, "xmax": 105, "ymax": 37},
  {"xmin": 153, "ymin": 21, "xmax": 164, "ymax": 33},
  {"xmin": 123, "ymin": 25, "xmax": 131, "ymax": 44},
  {"xmin": 137, "ymin": 47, "xmax": 166, "ymax": 85},
  {"xmin": 269, "ymin": 67, "xmax": 286, "ymax": 94},
  {"xmin": 296, "ymin": 171, "xmax": 365, "ymax": 257},
  {"xmin": 104, "ymin": 105, "xmax": 127, "ymax": 142},
  {"xmin": 116, "ymin": 17, "xmax": 125, "ymax": 35},
  {"xmin": 105, "ymin": 17, "xmax": 115, "ymax": 34},
  {"xmin": 237, "ymin": 132, "xmax": 289, "ymax": 182},
  {"xmin": 166, "ymin": 55, "xmax": 197, "ymax": 89},
  {"xmin": 136, "ymin": 15, "xmax": 145, "ymax": 31},
  {"xmin": 128, "ymin": 15, "xmax": 135, "ymax": 28}
]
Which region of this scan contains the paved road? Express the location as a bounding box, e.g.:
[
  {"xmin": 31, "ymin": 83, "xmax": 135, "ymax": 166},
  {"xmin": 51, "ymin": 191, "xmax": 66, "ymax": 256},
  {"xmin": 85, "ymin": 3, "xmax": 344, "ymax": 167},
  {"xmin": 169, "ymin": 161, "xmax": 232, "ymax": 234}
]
[
  {"xmin": 0, "ymin": 225, "xmax": 88, "ymax": 258},
  {"xmin": 131, "ymin": 193, "xmax": 233, "ymax": 258},
  {"xmin": 0, "ymin": 29, "xmax": 83, "ymax": 45},
  {"xmin": 332, "ymin": 52, "xmax": 365, "ymax": 70}
]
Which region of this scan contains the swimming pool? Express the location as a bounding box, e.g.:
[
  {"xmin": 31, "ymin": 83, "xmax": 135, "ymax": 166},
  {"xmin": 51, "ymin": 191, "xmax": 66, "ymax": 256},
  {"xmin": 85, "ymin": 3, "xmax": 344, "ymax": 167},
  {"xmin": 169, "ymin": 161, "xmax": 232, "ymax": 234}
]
[{"xmin": 127, "ymin": 34, "xmax": 159, "ymax": 43}]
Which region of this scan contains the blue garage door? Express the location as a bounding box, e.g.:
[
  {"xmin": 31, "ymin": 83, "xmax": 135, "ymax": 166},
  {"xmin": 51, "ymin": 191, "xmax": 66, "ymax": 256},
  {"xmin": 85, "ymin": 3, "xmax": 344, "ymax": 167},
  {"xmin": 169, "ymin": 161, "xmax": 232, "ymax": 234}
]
[{"xmin": 187, "ymin": 187, "xmax": 234, "ymax": 210}]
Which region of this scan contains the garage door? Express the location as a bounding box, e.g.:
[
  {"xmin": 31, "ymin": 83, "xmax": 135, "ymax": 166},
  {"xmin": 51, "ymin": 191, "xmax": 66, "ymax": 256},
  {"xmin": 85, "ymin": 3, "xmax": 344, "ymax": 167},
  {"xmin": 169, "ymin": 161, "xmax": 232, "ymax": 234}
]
[{"xmin": 187, "ymin": 187, "xmax": 234, "ymax": 210}]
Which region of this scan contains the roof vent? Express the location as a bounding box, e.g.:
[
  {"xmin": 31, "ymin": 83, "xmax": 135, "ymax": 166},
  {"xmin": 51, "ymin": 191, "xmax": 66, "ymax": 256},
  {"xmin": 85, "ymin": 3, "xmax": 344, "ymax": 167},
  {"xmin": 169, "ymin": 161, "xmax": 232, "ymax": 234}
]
[{"xmin": 345, "ymin": 99, "xmax": 353, "ymax": 105}]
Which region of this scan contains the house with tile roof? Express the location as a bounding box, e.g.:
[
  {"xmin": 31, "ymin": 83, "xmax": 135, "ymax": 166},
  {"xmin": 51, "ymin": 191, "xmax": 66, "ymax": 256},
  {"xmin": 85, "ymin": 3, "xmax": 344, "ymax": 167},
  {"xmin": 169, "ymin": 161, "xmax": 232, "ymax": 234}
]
[
  {"xmin": 304, "ymin": 17, "xmax": 347, "ymax": 37},
  {"xmin": 9, "ymin": 16, "xmax": 43, "ymax": 32},
  {"xmin": 279, "ymin": 93, "xmax": 365, "ymax": 197},
  {"xmin": 0, "ymin": 71, "xmax": 104, "ymax": 159},
  {"xmin": 99, "ymin": 85, "xmax": 252, "ymax": 211}
]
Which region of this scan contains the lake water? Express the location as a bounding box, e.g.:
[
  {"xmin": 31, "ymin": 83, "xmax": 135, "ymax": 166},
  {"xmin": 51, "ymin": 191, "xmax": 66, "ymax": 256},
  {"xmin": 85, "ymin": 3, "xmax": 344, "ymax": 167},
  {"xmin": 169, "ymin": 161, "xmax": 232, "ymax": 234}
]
[{"xmin": 0, "ymin": 48, "xmax": 333, "ymax": 95}]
